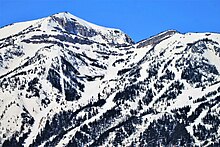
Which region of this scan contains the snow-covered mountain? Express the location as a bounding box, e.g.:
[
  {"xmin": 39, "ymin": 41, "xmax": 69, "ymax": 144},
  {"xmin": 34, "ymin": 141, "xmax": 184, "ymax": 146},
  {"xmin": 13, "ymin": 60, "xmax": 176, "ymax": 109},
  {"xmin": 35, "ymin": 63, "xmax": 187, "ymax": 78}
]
[{"xmin": 0, "ymin": 12, "xmax": 219, "ymax": 147}]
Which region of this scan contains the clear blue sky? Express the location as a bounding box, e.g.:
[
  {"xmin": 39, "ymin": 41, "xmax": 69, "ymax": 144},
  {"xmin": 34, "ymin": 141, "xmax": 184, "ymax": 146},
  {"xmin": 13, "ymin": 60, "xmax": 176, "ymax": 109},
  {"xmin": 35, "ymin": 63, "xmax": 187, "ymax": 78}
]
[{"xmin": 0, "ymin": 0, "xmax": 220, "ymax": 42}]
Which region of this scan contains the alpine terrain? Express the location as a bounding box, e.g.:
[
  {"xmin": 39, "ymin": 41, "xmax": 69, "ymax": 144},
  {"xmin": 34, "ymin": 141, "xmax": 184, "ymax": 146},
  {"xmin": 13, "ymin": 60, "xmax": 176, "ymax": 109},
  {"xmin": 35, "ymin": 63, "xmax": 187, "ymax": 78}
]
[{"xmin": 0, "ymin": 12, "xmax": 220, "ymax": 147}]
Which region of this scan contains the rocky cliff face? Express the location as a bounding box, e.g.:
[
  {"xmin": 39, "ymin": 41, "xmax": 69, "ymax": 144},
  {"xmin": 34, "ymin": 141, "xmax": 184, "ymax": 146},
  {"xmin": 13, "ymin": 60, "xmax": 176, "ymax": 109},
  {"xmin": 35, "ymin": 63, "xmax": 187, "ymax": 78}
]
[{"xmin": 0, "ymin": 12, "xmax": 220, "ymax": 147}]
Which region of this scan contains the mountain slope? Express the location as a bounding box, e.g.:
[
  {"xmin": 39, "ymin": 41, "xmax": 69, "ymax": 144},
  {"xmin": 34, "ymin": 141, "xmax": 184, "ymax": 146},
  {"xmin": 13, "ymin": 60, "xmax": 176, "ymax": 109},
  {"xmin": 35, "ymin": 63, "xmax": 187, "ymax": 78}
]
[{"xmin": 0, "ymin": 12, "xmax": 220, "ymax": 147}]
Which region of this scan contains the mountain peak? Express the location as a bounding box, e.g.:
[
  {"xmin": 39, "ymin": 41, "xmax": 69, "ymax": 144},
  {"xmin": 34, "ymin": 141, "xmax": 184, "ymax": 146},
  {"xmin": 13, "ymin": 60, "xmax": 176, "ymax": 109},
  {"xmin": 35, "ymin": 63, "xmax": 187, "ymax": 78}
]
[
  {"xmin": 43, "ymin": 12, "xmax": 134, "ymax": 45},
  {"xmin": 0, "ymin": 12, "xmax": 220, "ymax": 147},
  {"xmin": 49, "ymin": 11, "xmax": 120, "ymax": 33}
]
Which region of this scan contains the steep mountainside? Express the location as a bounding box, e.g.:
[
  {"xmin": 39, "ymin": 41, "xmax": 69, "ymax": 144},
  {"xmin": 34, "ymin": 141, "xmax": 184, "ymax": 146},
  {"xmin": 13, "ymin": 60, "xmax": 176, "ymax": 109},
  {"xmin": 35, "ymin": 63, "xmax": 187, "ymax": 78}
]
[{"xmin": 0, "ymin": 12, "xmax": 219, "ymax": 147}]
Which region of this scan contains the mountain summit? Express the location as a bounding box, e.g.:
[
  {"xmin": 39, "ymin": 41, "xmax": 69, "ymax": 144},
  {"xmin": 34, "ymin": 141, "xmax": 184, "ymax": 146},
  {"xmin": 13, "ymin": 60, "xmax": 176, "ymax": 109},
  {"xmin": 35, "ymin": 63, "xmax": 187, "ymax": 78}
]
[{"xmin": 0, "ymin": 12, "xmax": 220, "ymax": 147}]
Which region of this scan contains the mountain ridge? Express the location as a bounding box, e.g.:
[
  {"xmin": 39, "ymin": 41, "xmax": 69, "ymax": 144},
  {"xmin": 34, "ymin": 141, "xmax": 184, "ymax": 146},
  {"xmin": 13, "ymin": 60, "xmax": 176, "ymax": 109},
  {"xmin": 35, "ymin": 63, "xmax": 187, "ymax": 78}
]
[{"xmin": 0, "ymin": 12, "xmax": 220, "ymax": 147}]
